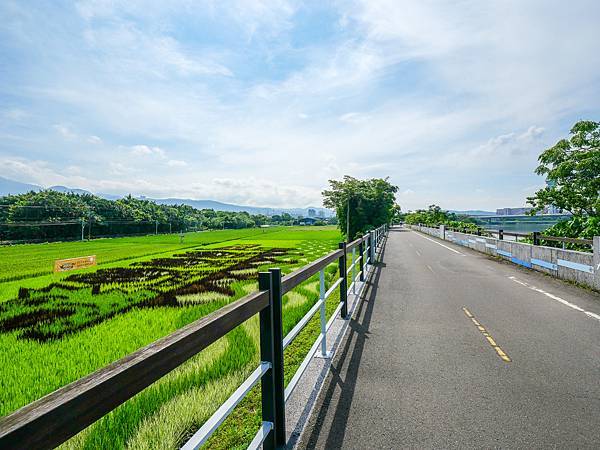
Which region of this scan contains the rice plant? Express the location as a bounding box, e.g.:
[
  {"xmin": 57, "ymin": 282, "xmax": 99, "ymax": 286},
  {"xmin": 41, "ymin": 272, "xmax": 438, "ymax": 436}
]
[{"xmin": 0, "ymin": 226, "xmax": 343, "ymax": 449}]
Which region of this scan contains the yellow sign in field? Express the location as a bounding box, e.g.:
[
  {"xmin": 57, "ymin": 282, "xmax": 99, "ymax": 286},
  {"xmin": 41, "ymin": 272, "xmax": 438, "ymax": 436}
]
[{"xmin": 54, "ymin": 255, "xmax": 97, "ymax": 272}]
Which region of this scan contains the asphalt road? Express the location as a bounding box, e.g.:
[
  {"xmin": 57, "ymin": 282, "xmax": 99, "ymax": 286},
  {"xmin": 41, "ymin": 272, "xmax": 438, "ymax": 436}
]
[{"xmin": 297, "ymin": 226, "xmax": 600, "ymax": 449}]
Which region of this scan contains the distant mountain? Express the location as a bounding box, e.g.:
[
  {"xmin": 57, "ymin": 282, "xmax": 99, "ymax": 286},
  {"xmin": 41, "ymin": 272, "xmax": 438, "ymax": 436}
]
[
  {"xmin": 0, "ymin": 176, "xmax": 41, "ymax": 196},
  {"xmin": 0, "ymin": 176, "xmax": 333, "ymax": 217},
  {"xmin": 49, "ymin": 185, "xmax": 93, "ymax": 196},
  {"xmin": 449, "ymin": 210, "xmax": 495, "ymax": 216},
  {"xmin": 151, "ymin": 198, "xmax": 333, "ymax": 217}
]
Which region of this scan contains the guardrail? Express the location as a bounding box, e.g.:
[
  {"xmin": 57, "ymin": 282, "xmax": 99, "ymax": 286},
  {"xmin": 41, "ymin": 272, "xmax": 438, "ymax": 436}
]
[
  {"xmin": 0, "ymin": 224, "xmax": 388, "ymax": 450},
  {"xmin": 442, "ymin": 226, "xmax": 594, "ymax": 248},
  {"xmin": 412, "ymin": 224, "xmax": 599, "ymax": 291}
]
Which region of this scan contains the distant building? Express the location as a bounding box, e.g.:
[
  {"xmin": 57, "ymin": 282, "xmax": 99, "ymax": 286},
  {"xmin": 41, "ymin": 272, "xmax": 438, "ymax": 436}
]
[
  {"xmin": 308, "ymin": 208, "xmax": 316, "ymax": 217},
  {"xmin": 495, "ymin": 207, "xmax": 534, "ymax": 216},
  {"xmin": 318, "ymin": 210, "xmax": 325, "ymax": 218},
  {"xmin": 298, "ymin": 217, "xmax": 318, "ymax": 225}
]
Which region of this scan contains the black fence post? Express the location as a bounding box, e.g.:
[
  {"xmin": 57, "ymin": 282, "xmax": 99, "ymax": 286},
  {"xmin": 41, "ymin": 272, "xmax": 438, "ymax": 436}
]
[
  {"xmin": 359, "ymin": 240, "xmax": 365, "ymax": 282},
  {"xmin": 499, "ymin": 229, "xmax": 504, "ymax": 240},
  {"xmin": 533, "ymin": 232, "xmax": 540, "ymax": 246},
  {"xmin": 338, "ymin": 242, "xmax": 348, "ymax": 318},
  {"xmin": 258, "ymin": 272, "xmax": 276, "ymax": 450},
  {"xmin": 268, "ymin": 268, "xmax": 286, "ymax": 448},
  {"xmin": 477, "ymin": 229, "xmax": 481, "ymax": 236}
]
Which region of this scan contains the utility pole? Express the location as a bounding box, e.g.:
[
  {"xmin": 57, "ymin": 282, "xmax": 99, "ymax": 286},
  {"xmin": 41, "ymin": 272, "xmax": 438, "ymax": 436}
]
[
  {"xmin": 88, "ymin": 214, "xmax": 92, "ymax": 241},
  {"xmin": 155, "ymin": 220, "xmax": 158, "ymax": 235},
  {"xmin": 81, "ymin": 218, "xmax": 85, "ymax": 241}
]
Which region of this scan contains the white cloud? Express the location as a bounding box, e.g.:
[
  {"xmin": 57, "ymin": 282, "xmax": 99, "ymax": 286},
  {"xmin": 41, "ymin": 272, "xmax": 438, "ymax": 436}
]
[
  {"xmin": 129, "ymin": 145, "xmax": 166, "ymax": 159},
  {"xmin": 83, "ymin": 25, "xmax": 233, "ymax": 78},
  {"xmin": 167, "ymin": 159, "xmax": 187, "ymax": 167},
  {"xmin": 471, "ymin": 125, "xmax": 546, "ymax": 158},
  {"xmin": 87, "ymin": 135, "xmax": 102, "ymax": 144}
]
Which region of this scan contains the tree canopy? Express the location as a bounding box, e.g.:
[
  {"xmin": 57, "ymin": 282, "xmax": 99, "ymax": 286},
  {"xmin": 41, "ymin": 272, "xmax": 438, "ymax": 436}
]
[
  {"xmin": 322, "ymin": 176, "xmax": 398, "ymax": 240},
  {"xmin": 0, "ymin": 190, "xmax": 331, "ymax": 242},
  {"xmin": 403, "ymin": 205, "xmax": 479, "ymax": 231},
  {"xmin": 527, "ymin": 120, "xmax": 599, "ymax": 216},
  {"xmin": 526, "ymin": 120, "xmax": 600, "ymax": 245}
]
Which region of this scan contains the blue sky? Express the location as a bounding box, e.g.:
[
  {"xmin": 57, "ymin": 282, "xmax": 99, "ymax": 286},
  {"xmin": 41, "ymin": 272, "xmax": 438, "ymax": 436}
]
[{"xmin": 1, "ymin": 0, "xmax": 599, "ymax": 211}]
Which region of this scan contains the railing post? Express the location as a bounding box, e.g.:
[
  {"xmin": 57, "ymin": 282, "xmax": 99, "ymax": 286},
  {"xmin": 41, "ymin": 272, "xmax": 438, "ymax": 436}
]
[
  {"xmin": 499, "ymin": 229, "xmax": 504, "ymax": 240},
  {"xmin": 370, "ymin": 231, "xmax": 375, "ymax": 266},
  {"xmin": 363, "ymin": 234, "xmax": 368, "ymax": 275},
  {"xmin": 593, "ymin": 236, "xmax": 600, "ymax": 292},
  {"xmin": 365, "ymin": 233, "xmax": 370, "ymax": 267},
  {"xmin": 258, "ymin": 272, "xmax": 277, "ymax": 450},
  {"xmin": 351, "ymin": 246, "xmax": 356, "ymax": 294},
  {"xmin": 533, "ymin": 231, "xmax": 540, "ymax": 246},
  {"xmin": 338, "ymin": 242, "xmax": 348, "ymax": 318},
  {"xmin": 359, "ymin": 240, "xmax": 364, "ymax": 282},
  {"xmin": 318, "ymin": 269, "xmax": 330, "ymax": 358},
  {"xmin": 268, "ymin": 268, "xmax": 285, "ymax": 448}
]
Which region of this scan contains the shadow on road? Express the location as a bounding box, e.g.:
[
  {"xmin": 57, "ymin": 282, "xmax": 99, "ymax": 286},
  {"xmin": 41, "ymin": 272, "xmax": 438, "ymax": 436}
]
[{"xmin": 300, "ymin": 235, "xmax": 389, "ymax": 449}]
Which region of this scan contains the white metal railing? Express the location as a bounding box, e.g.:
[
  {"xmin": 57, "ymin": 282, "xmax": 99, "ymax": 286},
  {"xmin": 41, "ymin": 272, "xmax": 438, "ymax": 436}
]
[
  {"xmin": 247, "ymin": 421, "xmax": 273, "ymax": 450},
  {"xmin": 182, "ymin": 362, "xmax": 271, "ymax": 450},
  {"xmin": 181, "ymin": 224, "xmax": 388, "ymax": 450}
]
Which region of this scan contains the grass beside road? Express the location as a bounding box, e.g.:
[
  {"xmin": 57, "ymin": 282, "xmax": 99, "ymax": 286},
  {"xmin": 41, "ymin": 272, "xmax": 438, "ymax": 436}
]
[
  {"xmin": 0, "ymin": 227, "xmax": 282, "ymax": 285},
  {"xmin": 0, "ymin": 226, "xmax": 343, "ymax": 449}
]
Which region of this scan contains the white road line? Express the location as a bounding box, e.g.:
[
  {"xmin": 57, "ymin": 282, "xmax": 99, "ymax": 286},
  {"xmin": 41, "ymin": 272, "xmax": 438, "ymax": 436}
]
[
  {"xmin": 416, "ymin": 250, "xmax": 422, "ymax": 257},
  {"xmin": 426, "ymin": 264, "xmax": 434, "ymax": 273},
  {"xmin": 412, "ymin": 231, "xmax": 464, "ymax": 255},
  {"xmin": 585, "ymin": 311, "xmax": 600, "ymax": 320},
  {"xmin": 508, "ymin": 276, "xmax": 599, "ymax": 321}
]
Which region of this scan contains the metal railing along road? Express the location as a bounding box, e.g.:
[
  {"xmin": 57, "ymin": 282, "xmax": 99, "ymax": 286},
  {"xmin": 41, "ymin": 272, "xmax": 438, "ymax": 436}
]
[
  {"xmin": 442, "ymin": 226, "xmax": 594, "ymax": 249},
  {"xmin": 0, "ymin": 224, "xmax": 388, "ymax": 450}
]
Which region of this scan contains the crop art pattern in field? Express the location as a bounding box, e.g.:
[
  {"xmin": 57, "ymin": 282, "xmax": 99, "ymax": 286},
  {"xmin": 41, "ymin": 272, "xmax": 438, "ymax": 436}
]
[
  {"xmin": 0, "ymin": 227, "xmax": 343, "ymax": 447},
  {"xmin": 0, "ymin": 244, "xmax": 294, "ymax": 341}
]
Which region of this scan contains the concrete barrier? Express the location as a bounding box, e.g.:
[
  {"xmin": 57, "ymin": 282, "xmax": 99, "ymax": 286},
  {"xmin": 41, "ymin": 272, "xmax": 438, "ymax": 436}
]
[{"xmin": 410, "ymin": 224, "xmax": 599, "ymax": 291}]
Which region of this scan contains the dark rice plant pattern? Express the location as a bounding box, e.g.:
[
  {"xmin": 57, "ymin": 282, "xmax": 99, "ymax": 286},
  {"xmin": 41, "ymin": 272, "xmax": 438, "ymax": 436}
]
[{"xmin": 0, "ymin": 245, "xmax": 297, "ymax": 341}]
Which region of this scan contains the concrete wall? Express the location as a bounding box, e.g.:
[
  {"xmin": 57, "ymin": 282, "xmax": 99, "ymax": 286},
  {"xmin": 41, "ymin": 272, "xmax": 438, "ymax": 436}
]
[{"xmin": 410, "ymin": 224, "xmax": 599, "ymax": 291}]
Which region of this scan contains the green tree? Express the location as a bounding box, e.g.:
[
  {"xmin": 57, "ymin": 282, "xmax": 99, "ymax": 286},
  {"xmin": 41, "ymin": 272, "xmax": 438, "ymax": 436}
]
[
  {"xmin": 391, "ymin": 203, "xmax": 403, "ymax": 223},
  {"xmin": 403, "ymin": 205, "xmax": 479, "ymax": 232},
  {"xmin": 526, "ymin": 120, "xmax": 600, "ymax": 246},
  {"xmin": 322, "ymin": 176, "xmax": 398, "ymax": 240},
  {"xmin": 527, "ymin": 120, "xmax": 599, "ymax": 216}
]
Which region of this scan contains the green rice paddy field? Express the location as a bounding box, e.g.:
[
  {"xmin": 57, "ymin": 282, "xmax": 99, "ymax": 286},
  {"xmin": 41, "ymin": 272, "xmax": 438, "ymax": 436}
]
[{"xmin": 0, "ymin": 226, "xmax": 345, "ymax": 449}]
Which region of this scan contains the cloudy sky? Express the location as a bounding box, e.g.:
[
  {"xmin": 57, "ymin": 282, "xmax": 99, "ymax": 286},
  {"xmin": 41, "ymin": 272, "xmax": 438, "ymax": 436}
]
[{"xmin": 1, "ymin": 1, "xmax": 599, "ymax": 211}]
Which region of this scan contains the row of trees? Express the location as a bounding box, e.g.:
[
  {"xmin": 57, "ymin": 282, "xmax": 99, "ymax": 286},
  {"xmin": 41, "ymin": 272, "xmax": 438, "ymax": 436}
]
[
  {"xmin": 322, "ymin": 176, "xmax": 399, "ymax": 240},
  {"xmin": 0, "ymin": 190, "xmax": 333, "ymax": 242},
  {"xmin": 403, "ymin": 205, "xmax": 479, "ymax": 231}
]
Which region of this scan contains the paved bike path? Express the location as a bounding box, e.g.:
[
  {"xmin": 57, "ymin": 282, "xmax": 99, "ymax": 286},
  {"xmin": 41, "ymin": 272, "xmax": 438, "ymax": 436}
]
[{"xmin": 297, "ymin": 227, "xmax": 600, "ymax": 449}]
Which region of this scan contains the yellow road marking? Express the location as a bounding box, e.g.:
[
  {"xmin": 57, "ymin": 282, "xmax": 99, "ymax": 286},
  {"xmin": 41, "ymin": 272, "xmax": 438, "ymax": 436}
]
[{"xmin": 462, "ymin": 307, "xmax": 511, "ymax": 363}]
